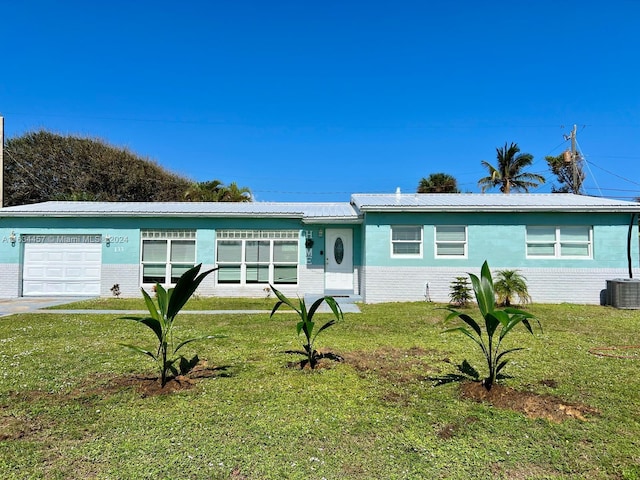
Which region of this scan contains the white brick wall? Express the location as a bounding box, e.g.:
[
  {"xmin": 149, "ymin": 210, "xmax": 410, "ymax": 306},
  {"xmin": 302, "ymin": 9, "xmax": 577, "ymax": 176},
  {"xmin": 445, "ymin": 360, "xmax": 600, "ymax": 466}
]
[
  {"xmin": 101, "ymin": 264, "xmax": 141, "ymax": 297},
  {"xmin": 362, "ymin": 265, "xmax": 632, "ymax": 305},
  {"xmin": 299, "ymin": 264, "xmax": 325, "ymax": 293},
  {"xmin": 99, "ymin": 263, "xmax": 333, "ymax": 299},
  {"xmin": 194, "ymin": 264, "xmax": 326, "ymax": 299},
  {"xmin": 0, "ymin": 264, "xmax": 20, "ymax": 297}
]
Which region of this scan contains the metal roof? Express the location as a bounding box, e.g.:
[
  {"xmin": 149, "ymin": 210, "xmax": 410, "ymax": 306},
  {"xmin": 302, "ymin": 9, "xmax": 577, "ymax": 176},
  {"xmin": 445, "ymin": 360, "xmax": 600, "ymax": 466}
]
[
  {"xmin": 1, "ymin": 194, "xmax": 638, "ymax": 221},
  {"xmin": 351, "ymin": 193, "xmax": 640, "ymax": 213},
  {"xmin": 0, "ymin": 201, "xmax": 362, "ymax": 223}
]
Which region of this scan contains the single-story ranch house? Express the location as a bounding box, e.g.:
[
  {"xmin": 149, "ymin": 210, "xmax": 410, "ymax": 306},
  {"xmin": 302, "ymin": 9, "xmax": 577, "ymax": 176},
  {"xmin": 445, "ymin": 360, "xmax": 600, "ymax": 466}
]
[{"xmin": 0, "ymin": 192, "xmax": 639, "ymax": 304}]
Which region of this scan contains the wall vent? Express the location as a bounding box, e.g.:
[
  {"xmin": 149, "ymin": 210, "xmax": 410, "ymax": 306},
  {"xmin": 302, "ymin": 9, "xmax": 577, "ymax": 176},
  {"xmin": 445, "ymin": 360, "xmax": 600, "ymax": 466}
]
[{"xmin": 606, "ymin": 279, "xmax": 640, "ymax": 309}]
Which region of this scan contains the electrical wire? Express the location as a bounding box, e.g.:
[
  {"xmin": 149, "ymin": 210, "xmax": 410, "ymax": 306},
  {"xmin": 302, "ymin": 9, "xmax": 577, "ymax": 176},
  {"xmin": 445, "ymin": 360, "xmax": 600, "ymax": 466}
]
[
  {"xmin": 2, "ymin": 148, "xmax": 52, "ymax": 193},
  {"xmin": 575, "ymin": 138, "xmax": 603, "ymax": 197}
]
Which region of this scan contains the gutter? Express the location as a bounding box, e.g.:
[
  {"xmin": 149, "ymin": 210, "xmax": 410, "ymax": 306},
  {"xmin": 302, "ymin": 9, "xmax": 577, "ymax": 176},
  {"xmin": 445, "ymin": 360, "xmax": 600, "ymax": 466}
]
[
  {"xmin": 355, "ymin": 206, "xmax": 640, "ymax": 214},
  {"xmin": 0, "ymin": 211, "xmax": 307, "ymax": 219}
]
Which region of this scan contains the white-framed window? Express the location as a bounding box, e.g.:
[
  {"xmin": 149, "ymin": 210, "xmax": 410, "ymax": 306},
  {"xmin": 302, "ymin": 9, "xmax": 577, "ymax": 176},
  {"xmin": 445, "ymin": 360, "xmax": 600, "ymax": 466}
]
[
  {"xmin": 391, "ymin": 225, "xmax": 423, "ymax": 257},
  {"xmin": 141, "ymin": 230, "xmax": 197, "ymax": 285},
  {"xmin": 216, "ymin": 230, "xmax": 299, "ymax": 285},
  {"xmin": 526, "ymin": 225, "xmax": 592, "ymax": 258},
  {"xmin": 435, "ymin": 225, "xmax": 467, "ymax": 258}
]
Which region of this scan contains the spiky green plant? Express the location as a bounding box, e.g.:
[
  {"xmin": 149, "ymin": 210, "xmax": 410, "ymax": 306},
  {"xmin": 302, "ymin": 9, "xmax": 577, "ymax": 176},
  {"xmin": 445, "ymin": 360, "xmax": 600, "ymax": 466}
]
[
  {"xmin": 449, "ymin": 276, "xmax": 473, "ymax": 307},
  {"xmin": 120, "ymin": 264, "xmax": 223, "ymax": 387},
  {"xmin": 494, "ymin": 269, "xmax": 531, "ymax": 306},
  {"xmin": 270, "ymin": 285, "xmax": 344, "ymax": 369},
  {"xmin": 443, "ymin": 261, "xmax": 541, "ymax": 390}
]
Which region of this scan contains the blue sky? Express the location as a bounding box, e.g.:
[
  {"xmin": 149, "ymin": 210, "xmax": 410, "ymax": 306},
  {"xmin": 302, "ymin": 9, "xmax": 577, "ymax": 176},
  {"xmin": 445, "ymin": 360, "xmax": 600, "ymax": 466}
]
[{"xmin": 2, "ymin": 1, "xmax": 639, "ymax": 202}]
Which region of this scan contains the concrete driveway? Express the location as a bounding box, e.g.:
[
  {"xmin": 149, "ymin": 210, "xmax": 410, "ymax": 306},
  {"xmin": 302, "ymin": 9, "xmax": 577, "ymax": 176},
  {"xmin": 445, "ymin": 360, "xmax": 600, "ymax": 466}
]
[{"xmin": 0, "ymin": 297, "xmax": 93, "ymax": 317}]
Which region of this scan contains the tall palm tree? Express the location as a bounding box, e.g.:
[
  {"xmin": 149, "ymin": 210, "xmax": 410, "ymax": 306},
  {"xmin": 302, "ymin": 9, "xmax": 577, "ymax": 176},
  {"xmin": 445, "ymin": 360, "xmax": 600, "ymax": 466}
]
[
  {"xmin": 478, "ymin": 142, "xmax": 545, "ymax": 193},
  {"xmin": 417, "ymin": 173, "xmax": 460, "ymax": 193}
]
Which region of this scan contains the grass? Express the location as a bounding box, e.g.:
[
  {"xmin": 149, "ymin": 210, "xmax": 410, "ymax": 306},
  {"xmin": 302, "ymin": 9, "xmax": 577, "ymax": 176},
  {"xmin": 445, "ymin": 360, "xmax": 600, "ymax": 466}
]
[
  {"xmin": 1, "ymin": 301, "xmax": 639, "ymax": 479},
  {"xmin": 45, "ymin": 296, "xmax": 279, "ymax": 311}
]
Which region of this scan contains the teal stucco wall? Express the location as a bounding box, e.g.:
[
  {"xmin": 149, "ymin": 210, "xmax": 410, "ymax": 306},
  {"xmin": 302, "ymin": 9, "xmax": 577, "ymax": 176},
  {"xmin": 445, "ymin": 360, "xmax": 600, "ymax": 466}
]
[
  {"xmin": 362, "ymin": 211, "xmax": 638, "ymax": 270},
  {"xmin": 0, "ymin": 216, "xmax": 364, "ymax": 272}
]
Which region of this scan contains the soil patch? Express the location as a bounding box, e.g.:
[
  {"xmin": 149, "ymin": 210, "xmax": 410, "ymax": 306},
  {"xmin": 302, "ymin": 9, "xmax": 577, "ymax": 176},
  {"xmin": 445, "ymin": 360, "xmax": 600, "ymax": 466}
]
[
  {"xmin": 0, "ymin": 410, "xmax": 45, "ymax": 441},
  {"xmin": 459, "ymin": 381, "xmax": 599, "ymax": 423},
  {"xmin": 588, "ymin": 345, "xmax": 640, "ymax": 359},
  {"xmin": 342, "ymin": 346, "xmax": 441, "ymax": 383},
  {"xmin": 93, "ymin": 362, "xmax": 230, "ymax": 398},
  {"xmin": 342, "ymin": 348, "xmax": 598, "ymax": 423}
]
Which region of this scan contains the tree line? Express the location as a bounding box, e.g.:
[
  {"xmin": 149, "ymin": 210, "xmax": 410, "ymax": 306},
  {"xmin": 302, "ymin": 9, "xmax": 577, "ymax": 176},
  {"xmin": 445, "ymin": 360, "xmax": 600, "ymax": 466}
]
[
  {"xmin": 1, "ymin": 131, "xmax": 593, "ymax": 207},
  {"xmin": 2, "ymin": 130, "xmax": 252, "ymax": 207},
  {"xmin": 417, "ymin": 142, "xmax": 585, "ymax": 195}
]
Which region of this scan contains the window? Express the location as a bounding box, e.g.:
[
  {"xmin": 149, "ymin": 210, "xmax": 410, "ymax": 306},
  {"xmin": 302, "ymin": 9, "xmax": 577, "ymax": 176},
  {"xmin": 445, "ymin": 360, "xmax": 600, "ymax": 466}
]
[
  {"xmin": 526, "ymin": 226, "xmax": 592, "ymax": 258},
  {"xmin": 216, "ymin": 230, "xmax": 299, "ymax": 284},
  {"xmin": 141, "ymin": 230, "xmax": 196, "ymax": 284},
  {"xmin": 391, "ymin": 225, "xmax": 422, "ymax": 257},
  {"xmin": 435, "ymin": 225, "xmax": 467, "ymax": 257}
]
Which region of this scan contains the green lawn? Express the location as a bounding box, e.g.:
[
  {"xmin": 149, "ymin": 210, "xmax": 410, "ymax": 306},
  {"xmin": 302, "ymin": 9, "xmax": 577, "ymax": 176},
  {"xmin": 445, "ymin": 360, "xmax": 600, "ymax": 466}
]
[
  {"xmin": 44, "ymin": 296, "xmax": 278, "ymax": 311},
  {"xmin": 1, "ymin": 301, "xmax": 639, "ymax": 479}
]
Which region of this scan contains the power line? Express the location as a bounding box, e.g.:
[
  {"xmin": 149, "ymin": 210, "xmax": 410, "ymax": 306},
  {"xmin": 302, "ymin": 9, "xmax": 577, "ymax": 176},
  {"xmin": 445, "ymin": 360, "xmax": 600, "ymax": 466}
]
[
  {"xmin": 584, "ymin": 157, "xmax": 640, "ymax": 187},
  {"xmin": 2, "ymin": 148, "xmax": 51, "ymax": 193}
]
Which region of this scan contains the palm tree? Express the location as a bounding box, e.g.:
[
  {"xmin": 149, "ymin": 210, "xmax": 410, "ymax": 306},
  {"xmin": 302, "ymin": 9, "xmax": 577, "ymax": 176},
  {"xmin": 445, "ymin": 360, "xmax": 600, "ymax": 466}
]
[
  {"xmin": 217, "ymin": 182, "xmax": 252, "ymax": 202},
  {"xmin": 184, "ymin": 179, "xmax": 224, "ymax": 202},
  {"xmin": 494, "ymin": 269, "xmax": 531, "ymax": 306},
  {"xmin": 478, "ymin": 142, "xmax": 545, "ymax": 194},
  {"xmin": 417, "ymin": 173, "xmax": 460, "ymax": 193},
  {"xmin": 184, "ymin": 180, "xmax": 252, "ymax": 202}
]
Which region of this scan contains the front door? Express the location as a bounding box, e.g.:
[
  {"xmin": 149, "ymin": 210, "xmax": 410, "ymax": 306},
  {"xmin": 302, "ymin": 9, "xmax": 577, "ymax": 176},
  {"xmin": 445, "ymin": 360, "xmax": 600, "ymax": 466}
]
[{"xmin": 324, "ymin": 228, "xmax": 353, "ymax": 292}]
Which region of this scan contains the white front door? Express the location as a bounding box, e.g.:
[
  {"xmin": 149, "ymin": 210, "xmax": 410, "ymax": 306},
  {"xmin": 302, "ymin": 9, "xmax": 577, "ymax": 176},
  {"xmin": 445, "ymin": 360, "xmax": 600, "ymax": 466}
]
[{"xmin": 324, "ymin": 228, "xmax": 353, "ymax": 292}]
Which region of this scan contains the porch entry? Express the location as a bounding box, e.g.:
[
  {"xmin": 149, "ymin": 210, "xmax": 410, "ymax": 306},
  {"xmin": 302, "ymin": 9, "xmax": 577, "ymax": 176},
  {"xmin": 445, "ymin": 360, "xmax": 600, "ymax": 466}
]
[{"xmin": 324, "ymin": 228, "xmax": 354, "ymax": 292}]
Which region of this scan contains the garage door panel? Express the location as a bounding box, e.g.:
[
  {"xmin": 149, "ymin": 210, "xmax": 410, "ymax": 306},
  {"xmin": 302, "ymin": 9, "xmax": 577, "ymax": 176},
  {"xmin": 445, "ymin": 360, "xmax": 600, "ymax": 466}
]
[
  {"xmin": 24, "ymin": 251, "xmax": 48, "ymax": 262},
  {"xmin": 85, "ymin": 252, "xmax": 102, "ymax": 262},
  {"xmin": 23, "ymin": 241, "xmax": 102, "ymax": 296},
  {"xmin": 64, "ymin": 252, "xmax": 85, "ymax": 262}
]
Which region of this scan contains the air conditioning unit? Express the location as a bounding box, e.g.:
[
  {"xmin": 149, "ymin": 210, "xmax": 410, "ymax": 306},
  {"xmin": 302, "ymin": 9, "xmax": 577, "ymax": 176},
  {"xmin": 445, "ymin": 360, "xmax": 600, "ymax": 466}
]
[{"xmin": 607, "ymin": 279, "xmax": 640, "ymax": 309}]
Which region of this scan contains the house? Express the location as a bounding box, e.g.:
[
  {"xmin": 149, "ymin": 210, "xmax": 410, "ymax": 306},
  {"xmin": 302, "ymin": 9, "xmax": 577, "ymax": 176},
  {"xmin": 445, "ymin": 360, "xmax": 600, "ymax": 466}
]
[{"xmin": 0, "ymin": 193, "xmax": 638, "ymax": 304}]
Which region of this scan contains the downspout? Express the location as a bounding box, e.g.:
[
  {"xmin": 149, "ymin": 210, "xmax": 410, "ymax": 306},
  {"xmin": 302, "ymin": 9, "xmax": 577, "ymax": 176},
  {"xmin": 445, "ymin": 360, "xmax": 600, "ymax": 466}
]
[{"xmin": 627, "ymin": 213, "xmax": 637, "ymax": 278}]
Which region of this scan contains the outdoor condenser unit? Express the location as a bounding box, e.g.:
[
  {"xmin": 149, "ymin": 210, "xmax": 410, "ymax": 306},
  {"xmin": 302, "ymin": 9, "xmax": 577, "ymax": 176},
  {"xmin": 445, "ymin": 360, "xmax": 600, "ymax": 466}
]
[{"xmin": 606, "ymin": 278, "xmax": 640, "ymax": 309}]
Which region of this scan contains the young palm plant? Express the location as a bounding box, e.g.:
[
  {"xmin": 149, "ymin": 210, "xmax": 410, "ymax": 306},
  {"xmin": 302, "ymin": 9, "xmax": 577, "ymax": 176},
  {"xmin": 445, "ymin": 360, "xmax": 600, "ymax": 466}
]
[
  {"xmin": 443, "ymin": 261, "xmax": 540, "ymax": 390},
  {"xmin": 270, "ymin": 285, "xmax": 344, "ymax": 369},
  {"xmin": 494, "ymin": 269, "xmax": 531, "ymax": 306},
  {"xmin": 120, "ymin": 264, "xmax": 223, "ymax": 387}
]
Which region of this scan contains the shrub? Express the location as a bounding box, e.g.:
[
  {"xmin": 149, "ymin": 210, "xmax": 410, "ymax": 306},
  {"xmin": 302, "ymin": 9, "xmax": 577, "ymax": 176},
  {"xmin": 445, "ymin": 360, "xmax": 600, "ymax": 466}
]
[
  {"xmin": 494, "ymin": 269, "xmax": 531, "ymax": 306},
  {"xmin": 449, "ymin": 276, "xmax": 472, "ymax": 307}
]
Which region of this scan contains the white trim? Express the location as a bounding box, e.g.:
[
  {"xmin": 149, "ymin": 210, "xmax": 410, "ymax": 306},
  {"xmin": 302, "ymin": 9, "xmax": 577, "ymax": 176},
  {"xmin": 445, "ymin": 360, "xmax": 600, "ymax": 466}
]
[
  {"xmin": 390, "ymin": 225, "xmax": 423, "ymax": 258},
  {"xmin": 434, "ymin": 225, "xmax": 467, "ymax": 259},
  {"xmin": 140, "ymin": 229, "xmax": 197, "ymax": 287},
  {"xmin": 215, "ymin": 230, "xmax": 300, "ymax": 286},
  {"xmin": 525, "ymin": 225, "xmax": 593, "ymax": 259}
]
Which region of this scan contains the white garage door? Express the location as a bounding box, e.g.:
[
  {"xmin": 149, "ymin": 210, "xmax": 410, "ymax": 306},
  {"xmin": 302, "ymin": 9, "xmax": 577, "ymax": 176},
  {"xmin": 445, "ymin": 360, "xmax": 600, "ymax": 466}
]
[{"xmin": 22, "ymin": 238, "xmax": 102, "ymax": 296}]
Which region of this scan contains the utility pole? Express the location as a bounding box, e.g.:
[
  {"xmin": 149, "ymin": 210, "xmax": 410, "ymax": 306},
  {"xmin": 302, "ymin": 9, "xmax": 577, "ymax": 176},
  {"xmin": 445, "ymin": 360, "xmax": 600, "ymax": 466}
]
[
  {"xmin": 563, "ymin": 124, "xmax": 580, "ymax": 194},
  {"xmin": 570, "ymin": 124, "xmax": 578, "ymax": 191}
]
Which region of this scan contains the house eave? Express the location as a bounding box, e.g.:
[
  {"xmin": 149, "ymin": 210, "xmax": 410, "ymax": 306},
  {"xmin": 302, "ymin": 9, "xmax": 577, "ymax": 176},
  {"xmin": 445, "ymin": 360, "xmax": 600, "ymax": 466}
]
[
  {"xmin": 303, "ymin": 216, "xmax": 363, "ymax": 224},
  {"xmin": 357, "ymin": 206, "xmax": 640, "ymax": 214},
  {"xmin": 0, "ymin": 211, "xmax": 306, "ymax": 219}
]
